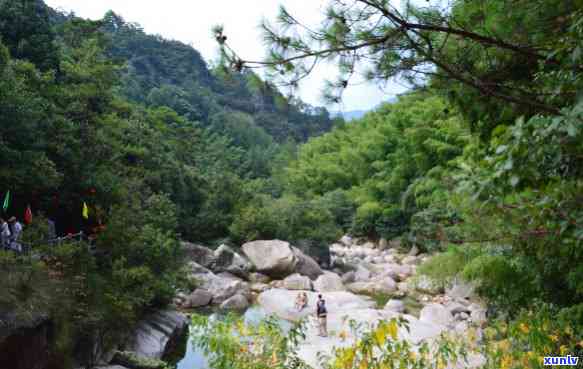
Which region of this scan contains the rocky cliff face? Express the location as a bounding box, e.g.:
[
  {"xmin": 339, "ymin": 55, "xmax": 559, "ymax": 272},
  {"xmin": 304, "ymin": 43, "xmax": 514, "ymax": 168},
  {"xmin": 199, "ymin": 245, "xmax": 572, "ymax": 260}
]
[{"xmin": 0, "ymin": 314, "xmax": 51, "ymax": 369}]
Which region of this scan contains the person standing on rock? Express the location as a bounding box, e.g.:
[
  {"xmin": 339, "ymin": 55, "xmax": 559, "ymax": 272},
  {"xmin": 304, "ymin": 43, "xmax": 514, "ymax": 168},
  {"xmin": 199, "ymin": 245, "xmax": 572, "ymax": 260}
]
[
  {"xmin": 0, "ymin": 217, "xmax": 10, "ymax": 250},
  {"xmin": 316, "ymin": 294, "xmax": 328, "ymax": 337},
  {"xmin": 8, "ymin": 217, "xmax": 22, "ymax": 252}
]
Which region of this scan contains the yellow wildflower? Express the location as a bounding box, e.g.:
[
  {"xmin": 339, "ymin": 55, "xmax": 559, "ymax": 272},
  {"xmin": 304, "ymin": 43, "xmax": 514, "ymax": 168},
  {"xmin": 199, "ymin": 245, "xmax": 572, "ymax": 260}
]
[
  {"xmin": 500, "ymin": 355, "xmax": 513, "ymax": 369},
  {"xmin": 519, "ymin": 323, "xmax": 529, "ymax": 334},
  {"xmin": 549, "ymin": 334, "xmax": 559, "ymax": 342}
]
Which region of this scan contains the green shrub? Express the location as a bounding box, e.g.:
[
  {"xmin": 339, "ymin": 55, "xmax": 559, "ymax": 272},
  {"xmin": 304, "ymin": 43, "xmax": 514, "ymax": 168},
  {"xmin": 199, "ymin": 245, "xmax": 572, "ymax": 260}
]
[
  {"xmin": 417, "ymin": 246, "xmax": 475, "ymax": 285},
  {"xmin": 462, "ymin": 253, "xmax": 538, "ymax": 313},
  {"xmin": 351, "ymin": 201, "xmax": 383, "ymax": 237},
  {"xmin": 230, "ymin": 195, "xmax": 341, "ymax": 248}
]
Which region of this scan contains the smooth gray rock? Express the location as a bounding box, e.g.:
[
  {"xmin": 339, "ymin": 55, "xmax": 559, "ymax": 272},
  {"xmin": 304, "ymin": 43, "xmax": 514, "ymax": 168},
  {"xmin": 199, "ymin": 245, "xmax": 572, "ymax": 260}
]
[
  {"xmin": 185, "ymin": 289, "xmax": 213, "ymax": 308},
  {"xmin": 378, "ymin": 238, "xmax": 388, "ymax": 250},
  {"xmin": 213, "ymin": 244, "xmax": 253, "ymax": 279},
  {"xmin": 384, "ymin": 299, "xmax": 405, "ymax": 313},
  {"xmin": 313, "ymin": 272, "xmax": 345, "ymax": 292},
  {"xmin": 182, "ymin": 242, "xmax": 216, "ymax": 269},
  {"xmin": 193, "ymin": 271, "xmax": 250, "ymax": 304},
  {"xmin": 419, "ymin": 303, "xmax": 454, "ymax": 327},
  {"xmin": 283, "ymin": 273, "xmax": 312, "ymax": 290},
  {"xmin": 400, "ymin": 315, "xmax": 447, "ymax": 345},
  {"xmin": 446, "ymin": 280, "xmax": 475, "ymax": 300},
  {"xmin": 371, "ymin": 263, "xmax": 412, "ymax": 280},
  {"xmin": 354, "ymin": 265, "xmax": 371, "ymax": 281},
  {"xmin": 258, "ymin": 288, "xmax": 375, "ymax": 322},
  {"xmin": 187, "ymin": 261, "xmax": 211, "ymax": 274},
  {"xmin": 468, "ymin": 303, "xmax": 487, "ymax": 326},
  {"xmin": 445, "ymin": 301, "xmax": 471, "ymax": 315},
  {"xmin": 347, "ymin": 276, "xmax": 396, "ymax": 295},
  {"xmin": 241, "ymin": 240, "xmax": 298, "ymax": 278},
  {"xmin": 292, "ymin": 247, "xmax": 323, "ymax": 280},
  {"xmin": 341, "ymin": 271, "xmax": 356, "ymax": 284},
  {"xmin": 220, "ymin": 293, "xmax": 250, "ymax": 310},
  {"xmin": 125, "ymin": 310, "xmax": 188, "ymax": 359}
]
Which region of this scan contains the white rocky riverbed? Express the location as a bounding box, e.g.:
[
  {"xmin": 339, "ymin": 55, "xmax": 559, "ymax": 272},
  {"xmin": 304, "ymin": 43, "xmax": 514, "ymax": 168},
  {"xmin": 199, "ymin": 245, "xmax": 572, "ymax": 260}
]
[
  {"xmin": 170, "ymin": 237, "xmax": 488, "ymax": 369},
  {"xmin": 97, "ymin": 237, "xmax": 488, "ymax": 369}
]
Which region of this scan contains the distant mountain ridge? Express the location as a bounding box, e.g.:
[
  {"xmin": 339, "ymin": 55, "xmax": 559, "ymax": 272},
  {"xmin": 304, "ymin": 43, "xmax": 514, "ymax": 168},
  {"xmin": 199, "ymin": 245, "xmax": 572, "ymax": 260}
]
[
  {"xmin": 332, "ymin": 97, "xmax": 398, "ymax": 121},
  {"xmin": 332, "ymin": 110, "xmax": 368, "ymax": 121}
]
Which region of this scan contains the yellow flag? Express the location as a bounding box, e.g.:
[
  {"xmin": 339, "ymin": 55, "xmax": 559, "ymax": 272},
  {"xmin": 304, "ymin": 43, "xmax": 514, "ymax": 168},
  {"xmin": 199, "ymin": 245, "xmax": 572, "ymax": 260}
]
[{"xmin": 82, "ymin": 202, "xmax": 89, "ymax": 219}]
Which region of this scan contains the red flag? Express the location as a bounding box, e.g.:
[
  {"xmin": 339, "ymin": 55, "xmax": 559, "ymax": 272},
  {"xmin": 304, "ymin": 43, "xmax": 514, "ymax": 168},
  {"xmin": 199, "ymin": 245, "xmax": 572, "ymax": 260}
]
[{"xmin": 24, "ymin": 205, "xmax": 32, "ymax": 224}]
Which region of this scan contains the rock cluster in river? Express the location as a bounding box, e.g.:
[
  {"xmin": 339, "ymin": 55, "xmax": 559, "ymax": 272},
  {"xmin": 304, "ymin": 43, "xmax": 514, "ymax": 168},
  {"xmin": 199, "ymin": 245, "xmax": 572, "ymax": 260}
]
[
  {"xmin": 173, "ymin": 237, "xmax": 488, "ymax": 368},
  {"xmin": 255, "ymin": 236, "xmax": 487, "ymax": 368},
  {"xmin": 174, "ymin": 240, "xmax": 326, "ymax": 311}
]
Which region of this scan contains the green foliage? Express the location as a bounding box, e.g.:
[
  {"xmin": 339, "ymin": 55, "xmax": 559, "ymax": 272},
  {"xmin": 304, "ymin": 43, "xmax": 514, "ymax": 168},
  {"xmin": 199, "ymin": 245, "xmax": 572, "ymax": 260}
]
[
  {"xmin": 417, "ymin": 246, "xmax": 475, "ymax": 286},
  {"xmin": 230, "ymin": 194, "xmax": 341, "ymax": 248},
  {"xmin": 279, "ymin": 93, "xmax": 467, "ymax": 242},
  {"xmin": 112, "ymin": 351, "xmax": 170, "ymax": 369},
  {"xmin": 191, "ymin": 313, "xmax": 310, "ymax": 369},
  {"xmin": 0, "ymin": 0, "xmax": 59, "ymax": 71}
]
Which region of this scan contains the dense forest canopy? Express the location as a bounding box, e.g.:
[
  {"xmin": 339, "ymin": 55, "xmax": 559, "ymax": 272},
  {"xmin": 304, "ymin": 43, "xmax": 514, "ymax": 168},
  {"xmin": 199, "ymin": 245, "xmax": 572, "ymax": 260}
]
[
  {"xmin": 0, "ymin": 0, "xmax": 339, "ymax": 365},
  {"xmin": 222, "ymin": 0, "xmax": 583, "ymax": 311},
  {"xmin": 219, "ymin": 0, "xmax": 583, "ymax": 366}
]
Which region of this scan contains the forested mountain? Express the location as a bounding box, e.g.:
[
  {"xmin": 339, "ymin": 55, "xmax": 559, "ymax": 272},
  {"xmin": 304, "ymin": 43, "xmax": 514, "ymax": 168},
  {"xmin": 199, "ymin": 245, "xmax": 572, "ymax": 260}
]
[
  {"xmin": 100, "ymin": 10, "xmax": 336, "ymax": 144},
  {"xmin": 0, "ymin": 1, "xmax": 337, "ymax": 364},
  {"xmin": 2, "ymin": 0, "xmax": 583, "ymax": 368}
]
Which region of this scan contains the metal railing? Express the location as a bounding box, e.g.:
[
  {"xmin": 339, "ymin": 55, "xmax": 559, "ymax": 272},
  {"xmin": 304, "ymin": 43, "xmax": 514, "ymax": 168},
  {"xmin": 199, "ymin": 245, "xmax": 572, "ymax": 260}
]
[{"xmin": 5, "ymin": 232, "xmax": 94, "ymax": 255}]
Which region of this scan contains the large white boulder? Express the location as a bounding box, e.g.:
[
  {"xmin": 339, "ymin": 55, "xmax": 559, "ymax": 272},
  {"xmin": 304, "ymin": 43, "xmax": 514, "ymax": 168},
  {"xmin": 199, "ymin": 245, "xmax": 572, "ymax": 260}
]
[
  {"xmin": 220, "ymin": 293, "xmax": 250, "ymax": 310},
  {"xmin": 313, "ymin": 272, "xmax": 345, "ymax": 292},
  {"xmin": 213, "ymin": 244, "xmax": 253, "ymax": 279},
  {"xmin": 242, "ymin": 240, "xmax": 298, "ymax": 278},
  {"xmin": 258, "ymin": 288, "xmax": 375, "ymax": 322},
  {"xmin": 283, "ymin": 273, "xmax": 313, "ymax": 290},
  {"xmin": 468, "ymin": 303, "xmax": 488, "ymax": 326},
  {"xmin": 419, "ymin": 303, "xmax": 454, "ymax": 327},
  {"xmin": 184, "ymin": 289, "xmax": 213, "ymax": 308},
  {"xmin": 125, "ymin": 310, "xmax": 188, "ymax": 359},
  {"xmin": 347, "ymin": 276, "xmax": 397, "ymax": 295},
  {"xmin": 341, "ymin": 271, "xmax": 356, "ymax": 284},
  {"xmin": 354, "ymin": 265, "xmax": 371, "ymax": 281},
  {"xmin": 399, "ymin": 315, "xmax": 447, "ymax": 344},
  {"xmin": 384, "ymin": 299, "xmax": 405, "ymax": 313},
  {"xmin": 446, "ymin": 280, "xmax": 475, "ymax": 300},
  {"xmin": 193, "ymin": 271, "xmax": 250, "ymax": 304}
]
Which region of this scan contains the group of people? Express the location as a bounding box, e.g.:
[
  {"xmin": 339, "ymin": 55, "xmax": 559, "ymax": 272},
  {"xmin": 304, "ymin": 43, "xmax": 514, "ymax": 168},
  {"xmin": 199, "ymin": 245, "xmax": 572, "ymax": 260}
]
[
  {"xmin": 0, "ymin": 216, "xmax": 23, "ymax": 252},
  {"xmin": 295, "ymin": 292, "xmax": 328, "ymax": 337}
]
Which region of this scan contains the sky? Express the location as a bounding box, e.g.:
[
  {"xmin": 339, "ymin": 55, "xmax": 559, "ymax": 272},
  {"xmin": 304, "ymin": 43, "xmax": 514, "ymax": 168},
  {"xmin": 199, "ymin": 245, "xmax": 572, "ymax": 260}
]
[{"xmin": 44, "ymin": 0, "xmax": 408, "ymax": 112}]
